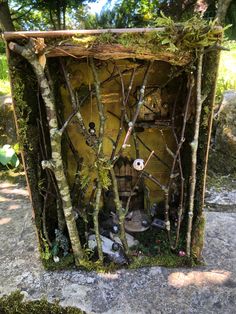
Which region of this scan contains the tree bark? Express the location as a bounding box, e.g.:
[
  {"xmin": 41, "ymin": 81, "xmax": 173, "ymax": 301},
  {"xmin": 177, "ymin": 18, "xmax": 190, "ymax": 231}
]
[
  {"xmin": 0, "ymin": 1, "xmax": 15, "ymax": 31},
  {"xmin": 216, "ymin": 0, "xmax": 233, "ymax": 24}
]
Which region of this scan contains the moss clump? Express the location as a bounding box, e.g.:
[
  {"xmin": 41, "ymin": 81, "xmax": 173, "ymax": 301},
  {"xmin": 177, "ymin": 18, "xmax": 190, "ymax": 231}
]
[
  {"xmin": 42, "ymin": 254, "xmax": 75, "ymax": 271},
  {"xmin": 72, "ymin": 15, "xmax": 222, "ymax": 55},
  {"xmin": 0, "ymin": 291, "xmax": 85, "ymax": 314},
  {"xmin": 191, "ymin": 214, "xmax": 206, "ymax": 261},
  {"xmin": 12, "ymin": 77, "xmax": 31, "ymax": 148},
  {"xmin": 128, "ymin": 254, "xmax": 200, "ymax": 269}
]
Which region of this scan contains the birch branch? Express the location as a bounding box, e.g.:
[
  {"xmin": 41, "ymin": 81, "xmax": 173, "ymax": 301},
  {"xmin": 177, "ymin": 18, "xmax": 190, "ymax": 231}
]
[{"xmin": 186, "ymin": 51, "xmax": 204, "ymax": 257}]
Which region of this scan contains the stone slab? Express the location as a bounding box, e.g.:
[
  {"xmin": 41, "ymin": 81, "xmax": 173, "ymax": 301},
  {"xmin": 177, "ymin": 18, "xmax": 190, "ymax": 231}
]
[{"xmin": 0, "ymin": 181, "xmax": 235, "ymax": 314}]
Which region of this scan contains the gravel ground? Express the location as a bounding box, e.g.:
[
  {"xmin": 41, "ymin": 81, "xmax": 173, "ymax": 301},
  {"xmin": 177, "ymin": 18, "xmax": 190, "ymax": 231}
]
[{"xmin": 0, "ymin": 181, "xmax": 236, "ymax": 314}]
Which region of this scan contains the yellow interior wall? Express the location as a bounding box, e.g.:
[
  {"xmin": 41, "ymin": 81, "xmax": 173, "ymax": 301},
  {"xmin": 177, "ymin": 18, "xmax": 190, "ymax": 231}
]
[{"xmin": 60, "ymin": 59, "xmax": 177, "ymax": 205}]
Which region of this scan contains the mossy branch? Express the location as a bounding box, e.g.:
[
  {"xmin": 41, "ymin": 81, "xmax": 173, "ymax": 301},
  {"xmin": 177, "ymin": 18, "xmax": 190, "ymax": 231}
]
[{"xmin": 93, "ymin": 182, "xmax": 103, "ymax": 262}]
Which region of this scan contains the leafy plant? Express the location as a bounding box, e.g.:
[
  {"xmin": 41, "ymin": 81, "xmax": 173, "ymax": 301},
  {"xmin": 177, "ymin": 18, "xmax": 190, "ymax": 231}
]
[
  {"xmin": 40, "ymin": 236, "xmax": 51, "ymax": 260},
  {"xmin": 0, "ymin": 54, "xmax": 10, "ymax": 96},
  {"xmin": 0, "ymin": 144, "xmax": 20, "ymax": 168}
]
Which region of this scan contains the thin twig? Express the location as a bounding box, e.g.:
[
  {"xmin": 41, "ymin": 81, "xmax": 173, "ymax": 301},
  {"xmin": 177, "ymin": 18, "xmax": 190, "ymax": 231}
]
[
  {"xmin": 111, "ymin": 67, "xmax": 136, "ymax": 160},
  {"xmin": 161, "ymin": 74, "xmax": 194, "ymax": 245},
  {"xmin": 114, "ymin": 61, "xmax": 153, "ymax": 161},
  {"xmin": 90, "ymin": 57, "xmax": 106, "ymax": 262},
  {"xmin": 125, "ymin": 150, "xmax": 154, "ymax": 214}
]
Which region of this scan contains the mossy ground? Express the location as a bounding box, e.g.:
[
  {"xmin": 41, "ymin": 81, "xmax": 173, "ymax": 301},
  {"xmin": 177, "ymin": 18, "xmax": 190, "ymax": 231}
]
[
  {"xmin": 0, "ymin": 291, "xmax": 85, "ymax": 314},
  {"xmin": 42, "ymin": 228, "xmax": 201, "ymax": 272}
]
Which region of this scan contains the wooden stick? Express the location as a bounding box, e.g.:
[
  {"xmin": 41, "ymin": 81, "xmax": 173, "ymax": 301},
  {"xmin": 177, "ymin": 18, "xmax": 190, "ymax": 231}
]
[
  {"xmin": 186, "ymin": 51, "xmax": 204, "ymax": 257},
  {"xmin": 111, "ymin": 67, "xmax": 136, "ymax": 160},
  {"xmin": 4, "ymin": 28, "xmax": 167, "ymax": 40},
  {"xmin": 162, "ymin": 76, "xmax": 194, "ymax": 243},
  {"xmin": 89, "ymin": 57, "xmax": 107, "ymax": 261},
  {"xmin": 90, "ymin": 57, "xmax": 106, "ymax": 153},
  {"xmin": 110, "ymin": 168, "xmax": 129, "ymax": 253},
  {"xmin": 114, "ymin": 61, "xmax": 153, "ymax": 161},
  {"xmin": 93, "ymin": 182, "xmax": 103, "ymax": 262}
]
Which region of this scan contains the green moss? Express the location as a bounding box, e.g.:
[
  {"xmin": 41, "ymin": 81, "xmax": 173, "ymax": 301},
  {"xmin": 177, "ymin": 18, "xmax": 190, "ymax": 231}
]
[
  {"xmin": 72, "ymin": 15, "xmax": 222, "ymax": 56},
  {"xmin": 206, "ymin": 173, "xmax": 235, "ymax": 190},
  {"xmin": 42, "ymin": 254, "xmax": 75, "ymax": 271},
  {"xmin": 128, "ymin": 254, "xmax": 199, "ymax": 269},
  {"xmin": 0, "ymin": 290, "xmax": 85, "ymax": 314},
  {"xmin": 191, "ymin": 214, "xmax": 206, "ymax": 261},
  {"xmin": 12, "ymin": 76, "xmax": 31, "ymax": 148}
]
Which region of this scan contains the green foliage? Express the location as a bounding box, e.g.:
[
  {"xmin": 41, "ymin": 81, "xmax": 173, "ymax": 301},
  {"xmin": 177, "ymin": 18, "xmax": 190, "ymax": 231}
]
[
  {"xmin": 154, "ymin": 13, "xmax": 222, "ymax": 51},
  {"xmin": 74, "ymin": 15, "xmax": 223, "ymax": 56},
  {"xmin": 216, "ymin": 41, "xmax": 236, "ymax": 102},
  {"xmin": 79, "ymin": 164, "xmax": 91, "ymax": 190},
  {"xmin": 95, "ymin": 157, "xmax": 112, "ymax": 190},
  {"xmin": 43, "ymin": 254, "xmax": 75, "ymax": 270},
  {"xmin": 0, "ymin": 54, "xmax": 10, "ymax": 96},
  {"xmin": 12, "ymin": 78, "xmax": 31, "ymax": 147},
  {"xmin": 40, "ymin": 235, "xmax": 51, "ymax": 260},
  {"xmin": 7, "ymin": 0, "xmax": 94, "ymax": 31},
  {"xmin": 0, "ymin": 55, "xmax": 8, "ymax": 80},
  {"xmin": 0, "ymin": 290, "xmax": 85, "ymax": 314},
  {"xmin": 0, "ymin": 144, "xmax": 20, "ymax": 168}
]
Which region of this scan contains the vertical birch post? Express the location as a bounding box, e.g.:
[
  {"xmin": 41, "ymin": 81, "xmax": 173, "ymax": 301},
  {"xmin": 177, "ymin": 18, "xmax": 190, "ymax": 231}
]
[
  {"xmin": 9, "ymin": 39, "xmax": 84, "ymax": 265},
  {"xmin": 186, "ymin": 50, "xmax": 204, "ymax": 257},
  {"xmin": 90, "ymin": 57, "xmax": 105, "ymax": 262}
]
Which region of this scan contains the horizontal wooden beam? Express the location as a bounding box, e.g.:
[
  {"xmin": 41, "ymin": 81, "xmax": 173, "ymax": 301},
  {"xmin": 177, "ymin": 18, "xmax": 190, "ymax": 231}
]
[
  {"xmin": 46, "ymin": 44, "xmax": 191, "ymax": 66},
  {"xmin": 3, "ymin": 28, "xmax": 166, "ymax": 41}
]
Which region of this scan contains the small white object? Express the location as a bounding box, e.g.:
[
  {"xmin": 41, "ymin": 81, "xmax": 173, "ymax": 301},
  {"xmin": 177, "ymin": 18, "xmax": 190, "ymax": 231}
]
[
  {"xmin": 133, "ymin": 159, "xmax": 145, "ymax": 171},
  {"xmin": 53, "ymin": 256, "xmax": 60, "ymax": 263}
]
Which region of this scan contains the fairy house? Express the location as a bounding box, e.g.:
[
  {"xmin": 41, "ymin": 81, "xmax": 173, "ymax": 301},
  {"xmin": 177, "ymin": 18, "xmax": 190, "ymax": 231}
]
[{"xmin": 3, "ymin": 20, "xmax": 222, "ymax": 270}]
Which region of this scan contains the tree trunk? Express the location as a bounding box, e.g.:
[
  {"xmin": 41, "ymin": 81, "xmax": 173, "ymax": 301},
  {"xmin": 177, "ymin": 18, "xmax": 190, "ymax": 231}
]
[
  {"xmin": 0, "ymin": 1, "xmax": 15, "ymax": 31},
  {"xmin": 216, "ymin": 0, "xmax": 233, "ymax": 24}
]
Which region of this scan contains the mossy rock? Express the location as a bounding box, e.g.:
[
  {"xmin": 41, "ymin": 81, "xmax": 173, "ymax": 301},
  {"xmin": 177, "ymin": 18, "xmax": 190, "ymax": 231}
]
[{"xmin": 0, "ymin": 291, "xmax": 85, "ymax": 314}]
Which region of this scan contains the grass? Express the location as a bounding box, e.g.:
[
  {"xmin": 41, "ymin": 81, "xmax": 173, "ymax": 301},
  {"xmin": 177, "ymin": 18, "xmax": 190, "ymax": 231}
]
[
  {"xmin": 216, "ymin": 40, "xmax": 236, "ymax": 102},
  {"xmin": 0, "ymin": 54, "xmax": 10, "ymax": 96}
]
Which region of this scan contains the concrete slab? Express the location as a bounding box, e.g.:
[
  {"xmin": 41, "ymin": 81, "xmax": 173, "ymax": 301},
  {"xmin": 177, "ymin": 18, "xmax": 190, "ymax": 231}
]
[{"xmin": 0, "ymin": 181, "xmax": 235, "ymax": 314}]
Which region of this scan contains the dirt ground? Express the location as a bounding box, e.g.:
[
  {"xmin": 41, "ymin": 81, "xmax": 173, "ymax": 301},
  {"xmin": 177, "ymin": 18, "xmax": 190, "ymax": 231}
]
[{"xmin": 0, "ymin": 180, "xmax": 236, "ymax": 314}]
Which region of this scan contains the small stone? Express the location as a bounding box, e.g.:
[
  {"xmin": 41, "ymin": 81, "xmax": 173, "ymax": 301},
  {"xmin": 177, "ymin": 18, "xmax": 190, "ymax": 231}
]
[{"xmin": 53, "ymin": 256, "xmax": 60, "ymax": 263}]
